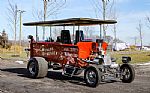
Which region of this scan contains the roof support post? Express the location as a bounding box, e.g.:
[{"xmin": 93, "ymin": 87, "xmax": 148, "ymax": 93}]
[
  {"xmin": 63, "ymin": 26, "xmax": 65, "ymax": 30},
  {"xmin": 73, "ymin": 24, "xmax": 75, "ymax": 44},
  {"xmin": 78, "ymin": 25, "xmax": 80, "ymax": 42},
  {"xmin": 36, "ymin": 26, "xmax": 38, "ymax": 41},
  {"xmin": 99, "ymin": 24, "xmax": 102, "ymax": 39},
  {"xmin": 78, "ymin": 25, "xmax": 80, "ymax": 31},
  {"xmin": 49, "ymin": 26, "xmax": 52, "ymax": 41}
]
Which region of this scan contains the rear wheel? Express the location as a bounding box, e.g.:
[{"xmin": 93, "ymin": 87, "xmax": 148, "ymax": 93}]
[
  {"xmin": 120, "ymin": 64, "xmax": 135, "ymax": 83},
  {"xmin": 84, "ymin": 64, "xmax": 101, "ymax": 87},
  {"xmin": 27, "ymin": 57, "xmax": 48, "ymax": 78}
]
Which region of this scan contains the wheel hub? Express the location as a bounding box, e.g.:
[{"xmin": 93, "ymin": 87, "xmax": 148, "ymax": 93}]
[
  {"xmin": 122, "ymin": 67, "xmax": 130, "ymax": 79},
  {"xmin": 86, "ymin": 70, "xmax": 96, "ymax": 84},
  {"xmin": 29, "ymin": 62, "xmax": 36, "ymax": 75}
]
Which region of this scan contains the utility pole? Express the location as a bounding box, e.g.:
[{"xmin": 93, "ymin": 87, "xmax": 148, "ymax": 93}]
[
  {"xmin": 18, "ymin": 10, "xmax": 25, "ymax": 47},
  {"xmin": 136, "ymin": 21, "xmax": 143, "ymax": 50},
  {"xmin": 17, "ymin": 10, "xmax": 25, "ymax": 54},
  {"xmin": 14, "ymin": 5, "xmax": 17, "ymax": 56}
]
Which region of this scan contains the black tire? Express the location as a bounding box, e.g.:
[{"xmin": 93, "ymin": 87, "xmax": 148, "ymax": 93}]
[
  {"xmin": 84, "ymin": 64, "xmax": 101, "ymax": 87},
  {"xmin": 120, "ymin": 64, "xmax": 135, "ymax": 83},
  {"xmin": 27, "ymin": 57, "xmax": 48, "ymax": 78}
]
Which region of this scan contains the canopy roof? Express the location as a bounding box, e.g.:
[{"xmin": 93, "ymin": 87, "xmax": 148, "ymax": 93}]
[{"xmin": 23, "ymin": 18, "xmax": 117, "ymax": 26}]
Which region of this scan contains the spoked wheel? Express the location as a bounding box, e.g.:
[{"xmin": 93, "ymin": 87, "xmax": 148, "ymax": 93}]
[
  {"xmin": 120, "ymin": 64, "xmax": 135, "ymax": 83},
  {"xmin": 27, "ymin": 57, "xmax": 48, "ymax": 78},
  {"xmin": 84, "ymin": 65, "xmax": 101, "ymax": 87}
]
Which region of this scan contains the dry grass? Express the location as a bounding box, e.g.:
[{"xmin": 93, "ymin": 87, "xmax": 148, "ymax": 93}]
[
  {"xmin": 0, "ymin": 45, "xmax": 28, "ymax": 60},
  {"xmin": 110, "ymin": 51, "xmax": 150, "ymax": 64},
  {"xmin": 1, "ymin": 46, "xmax": 150, "ymax": 64}
]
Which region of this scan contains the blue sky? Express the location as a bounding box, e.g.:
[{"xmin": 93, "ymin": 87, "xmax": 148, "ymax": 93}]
[{"xmin": 0, "ymin": 0, "xmax": 150, "ymax": 45}]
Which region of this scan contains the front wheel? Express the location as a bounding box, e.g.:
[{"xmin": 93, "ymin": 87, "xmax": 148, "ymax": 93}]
[
  {"xmin": 84, "ymin": 65, "xmax": 101, "ymax": 87},
  {"xmin": 120, "ymin": 64, "xmax": 135, "ymax": 83}
]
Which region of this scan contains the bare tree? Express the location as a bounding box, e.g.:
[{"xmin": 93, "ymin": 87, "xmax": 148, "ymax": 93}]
[
  {"xmin": 7, "ymin": 0, "xmax": 19, "ymax": 53},
  {"xmin": 134, "ymin": 36, "xmax": 138, "ymax": 46},
  {"xmin": 136, "ymin": 21, "xmax": 143, "ymax": 50},
  {"xmin": 33, "ymin": 0, "xmax": 66, "ymax": 21},
  {"xmin": 130, "ymin": 36, "xmax": 138, "ymax": 46},
  {"xmin": 90, "ymin": 0, "xmax": 116, "ymax": 40},
  {"xmin": 83, "ymin": 26, "xmax": 95, "ymax": 38},
  {"xmin": 32, "ymin": 0, "xmax": 66, "ymax": 40},
  {"xmin": 84, "ymin": 26, "xmax": 90, "ymax": 38},
  {"xmin": 146, "ymin": 16, "xmax": 150, "ymax": 29}
]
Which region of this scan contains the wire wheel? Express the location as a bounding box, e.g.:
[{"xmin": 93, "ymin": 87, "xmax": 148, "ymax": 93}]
[
  {"xmin": 86, "ymin": 70, "xmax": 97, "ymax": 84},
  {"xmin": 122, "ymin": 67, "xmax": 131, "ymax": 80},
  {"xmin": 120, "ymin": 64, "xmax": 135, "ymax": 83},
  {"xmin": 84, "ymin": 64, "xmax": 101, "ymax": 87}
]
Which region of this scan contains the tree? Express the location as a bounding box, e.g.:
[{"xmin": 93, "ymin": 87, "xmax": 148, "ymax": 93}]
[
  {"xmin": 105, "ymin": 35, "xmax": 113, "ymax": 44},
  {"xmin": 83, "ymin": 26, "xmax": 94, "ymax": 38},
  {"xmin": 130, "ymin": 36, "xmax": 138, "ymax": 46},
  {"xmin": 136, "ymin": 21, "xmax": 143, "ymax": 50},
  {"xmin": 7, "ymin": 0, "xmax": 19, "ymax": 53},
  {"xmin": 32, "ymin": 0, "xmax": 66, "ymax": 40},
  {"xmin": 90, "ymin": 0, "xmax": 116, "ymax": 39},
  {"xmin": 146, "ymin": 16, "xmax": 150, "ymax": 29}
]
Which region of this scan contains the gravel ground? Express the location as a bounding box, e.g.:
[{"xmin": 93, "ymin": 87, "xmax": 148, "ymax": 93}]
[{"xmin": 0, "ymin": 58, "xmax": 150, "ymax": 93}]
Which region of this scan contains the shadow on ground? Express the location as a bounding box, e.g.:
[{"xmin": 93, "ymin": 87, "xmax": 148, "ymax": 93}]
[
  {"xmin": 47, "ymin": 71, "xmax": 85, "ymax": 86},
  {"xmin": 0, "ymin": 68, "xmax": 86, "ymax": 86},
  {"xmin": 0, "ymin": 68, "xmax": 28, "ymax": 77}
]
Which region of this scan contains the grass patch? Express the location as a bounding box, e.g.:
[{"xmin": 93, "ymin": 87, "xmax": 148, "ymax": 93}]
[
  {"xmin": 110, "ymin": 51, "xmax": 150, "ymax": 64},
  {"xmin": 0, "ymin": 46, "xmax": 28, "ymax": 61},
  {"xmin": 1, "ymin": 46, "xmax": 150, "ymax": 64}
]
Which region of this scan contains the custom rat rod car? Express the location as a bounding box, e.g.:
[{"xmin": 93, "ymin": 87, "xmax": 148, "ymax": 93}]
[{"xmin": 23, "ymin": 18, "xmax": 135, "ymax": 87}]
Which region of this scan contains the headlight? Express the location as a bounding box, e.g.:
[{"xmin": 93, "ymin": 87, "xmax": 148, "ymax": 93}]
[
  {"xmin": 28, "ymin": 35, "xmax": 33, "ymax": 39},
  {"xmin": 122, "ymin": 56, "xmax": 131, "ymax": 63}
]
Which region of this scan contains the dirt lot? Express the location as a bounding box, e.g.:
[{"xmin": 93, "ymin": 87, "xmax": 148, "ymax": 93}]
[{"xmin": 0, "ymin": 58, "xmax": 150, "ymax": 93}]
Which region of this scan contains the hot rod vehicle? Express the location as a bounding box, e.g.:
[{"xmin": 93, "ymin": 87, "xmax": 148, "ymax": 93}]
[{"xmin": 23, "ymin": 18, "xmax": 135, "ymax": 87}]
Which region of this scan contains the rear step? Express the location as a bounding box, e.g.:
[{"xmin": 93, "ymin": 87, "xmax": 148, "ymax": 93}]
[
  {"xmin": 63, "ymin": 65, "xmax": 77, "ymax": 77},
  {"xmin": 52, "ymin": 63, "xmax": 62, "ymax": 70}
]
